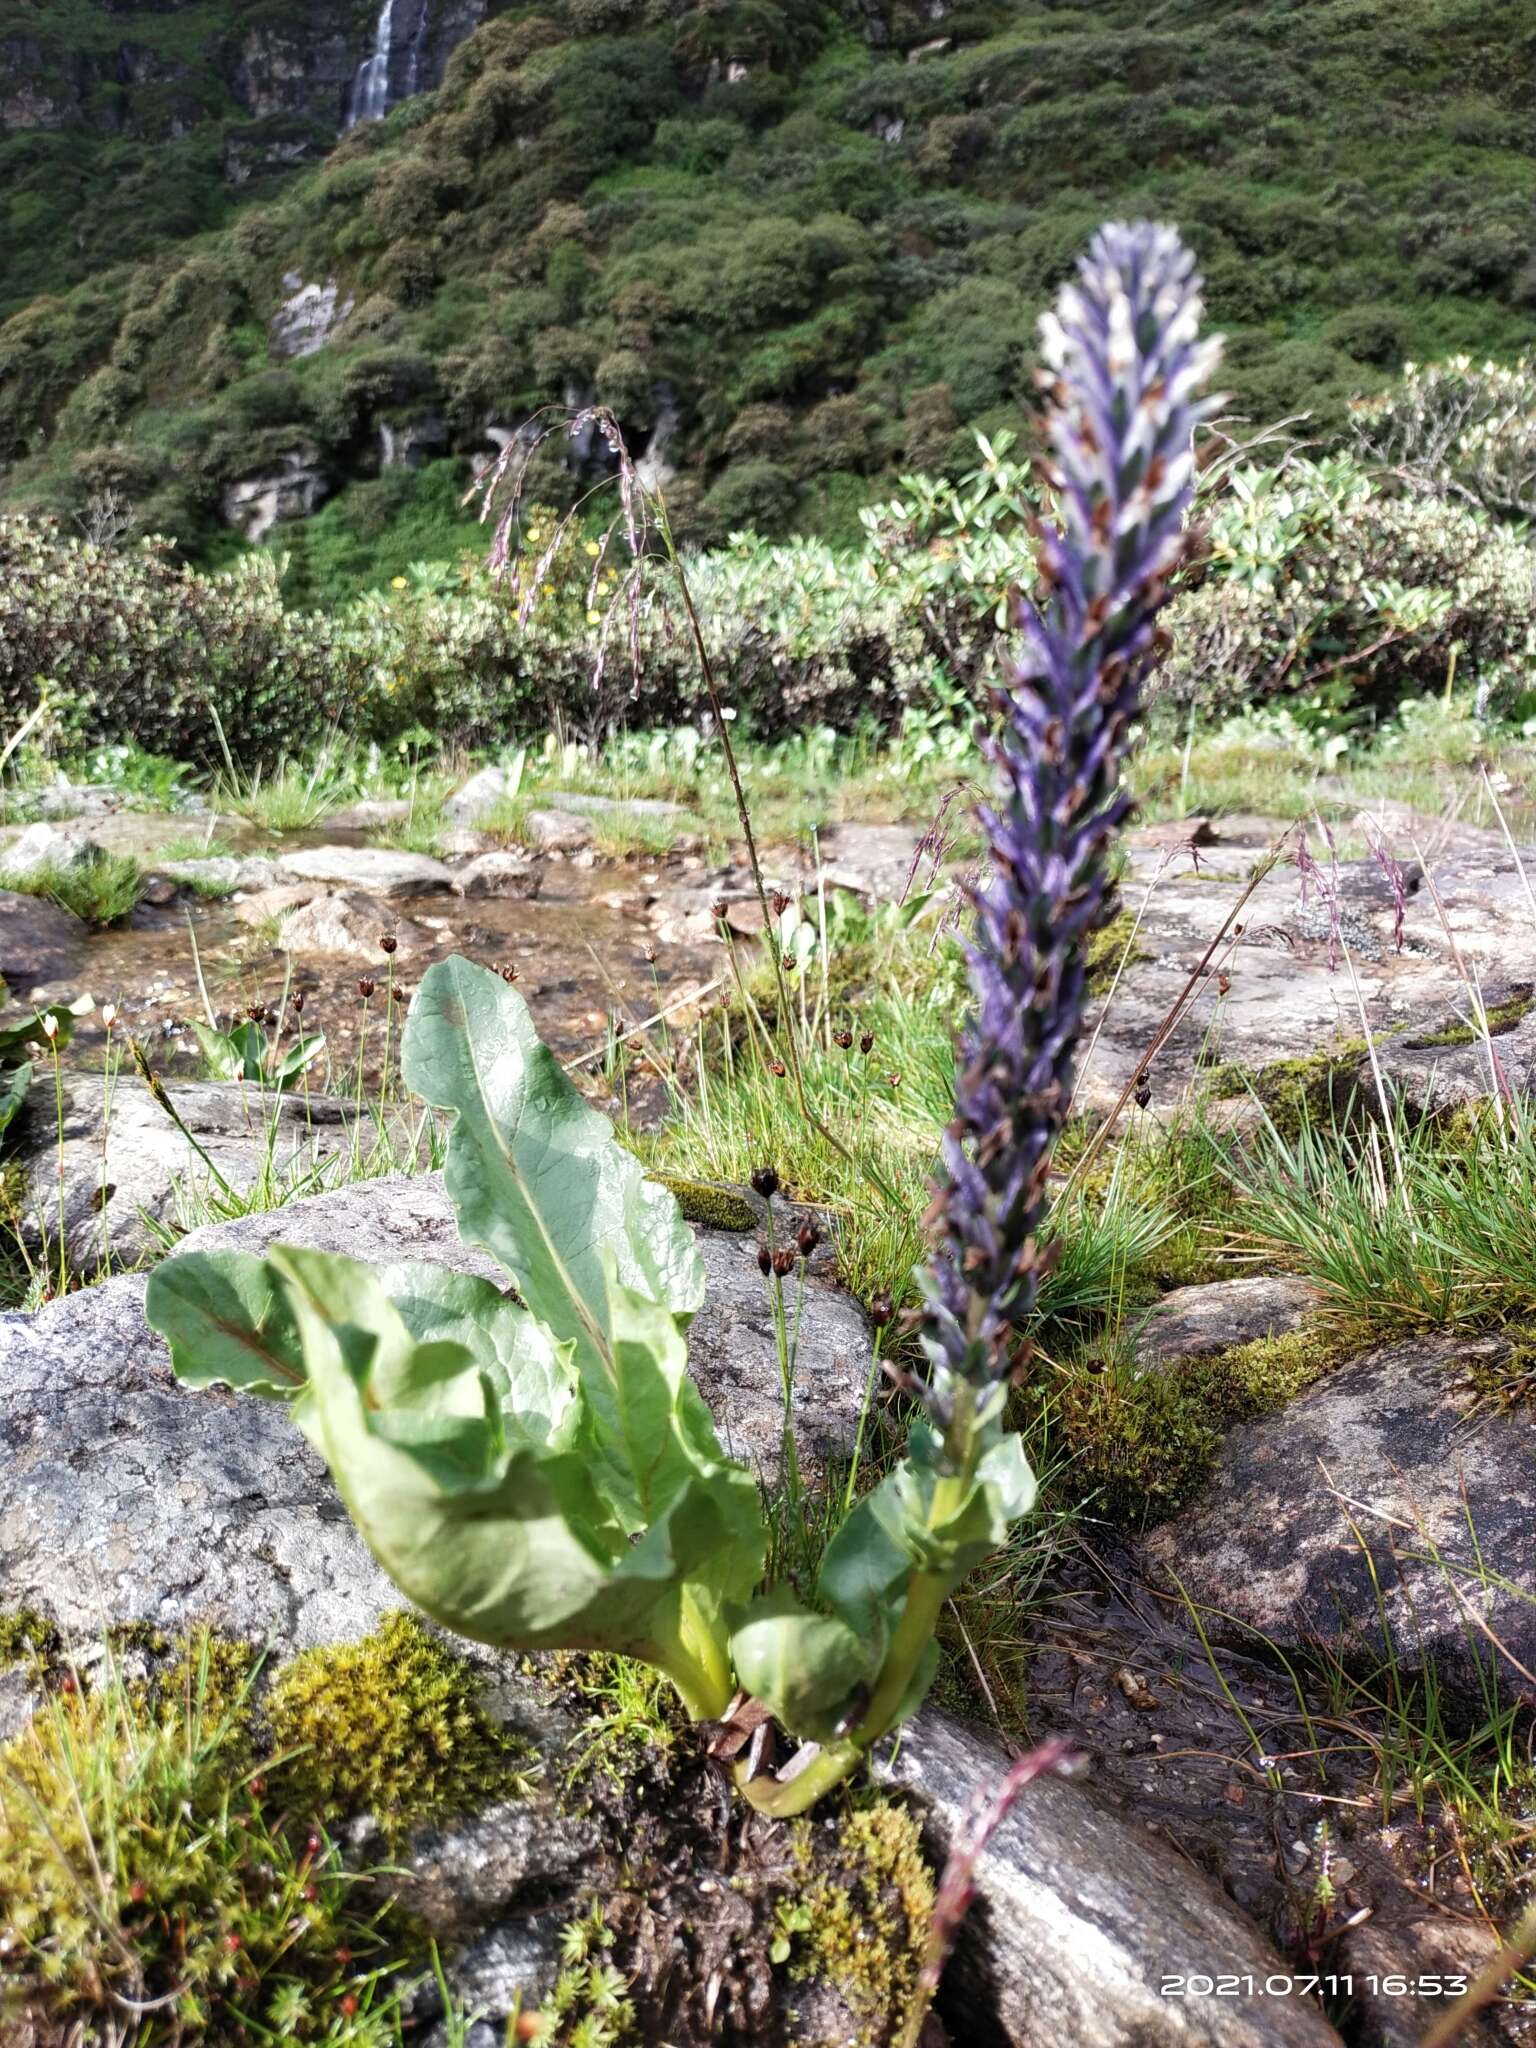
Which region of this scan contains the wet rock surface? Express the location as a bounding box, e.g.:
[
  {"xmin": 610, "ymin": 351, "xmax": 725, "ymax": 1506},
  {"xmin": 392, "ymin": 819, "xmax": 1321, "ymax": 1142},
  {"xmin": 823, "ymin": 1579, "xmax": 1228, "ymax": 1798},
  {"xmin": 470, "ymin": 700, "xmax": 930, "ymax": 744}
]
[
  {"xmin": 0, "ymin": 887, "xmax": 86, "ymax": 991},
  {"xmin": 1140, "ymin": 1331, "xmax": 1536, "ymax": 1711}
]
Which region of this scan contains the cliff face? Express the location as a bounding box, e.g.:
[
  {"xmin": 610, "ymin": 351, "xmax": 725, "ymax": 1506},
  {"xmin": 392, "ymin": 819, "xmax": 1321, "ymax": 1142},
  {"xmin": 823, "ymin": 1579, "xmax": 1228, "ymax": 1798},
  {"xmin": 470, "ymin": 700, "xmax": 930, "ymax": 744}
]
[{"xmin": 0, "ymin": 1, "xmax": 488, "ymax": 310}]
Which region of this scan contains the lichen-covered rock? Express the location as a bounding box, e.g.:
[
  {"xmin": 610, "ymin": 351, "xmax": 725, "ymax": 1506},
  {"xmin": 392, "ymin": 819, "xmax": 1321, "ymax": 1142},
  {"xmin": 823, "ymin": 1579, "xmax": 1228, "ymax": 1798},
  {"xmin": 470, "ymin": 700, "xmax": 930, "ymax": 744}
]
[
  {"xmin": 1140, "ymin": 1332, "xmax": 1536, "ymax": 1711},
  {"xmin": 882, "ymin": 1707, "xmax": 1345, "ymax": 2048}
]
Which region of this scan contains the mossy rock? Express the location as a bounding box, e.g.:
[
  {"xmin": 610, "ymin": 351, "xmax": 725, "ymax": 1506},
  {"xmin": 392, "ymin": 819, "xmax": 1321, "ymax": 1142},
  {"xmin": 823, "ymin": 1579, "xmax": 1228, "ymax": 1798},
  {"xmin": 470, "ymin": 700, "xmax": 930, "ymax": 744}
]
[
  {"xmin": 1202, "ymin": 1041, "xmax": 1368, "ymax": 1141},
  {"xmin": 646, "ymin": 1170, "xmax": 758, "ymax": 1232},
  {"xmin": 1403, "ymin": 986, "xmax": 1534, "ymax": 1050}
]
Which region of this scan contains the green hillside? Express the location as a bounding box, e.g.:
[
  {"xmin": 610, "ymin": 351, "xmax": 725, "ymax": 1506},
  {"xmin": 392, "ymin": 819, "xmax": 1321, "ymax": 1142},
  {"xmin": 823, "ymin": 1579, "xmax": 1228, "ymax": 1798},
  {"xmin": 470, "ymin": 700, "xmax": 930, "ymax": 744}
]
[{"xmin": 1, "ymin": 0, "xmax": 1532, "ymax": 594}]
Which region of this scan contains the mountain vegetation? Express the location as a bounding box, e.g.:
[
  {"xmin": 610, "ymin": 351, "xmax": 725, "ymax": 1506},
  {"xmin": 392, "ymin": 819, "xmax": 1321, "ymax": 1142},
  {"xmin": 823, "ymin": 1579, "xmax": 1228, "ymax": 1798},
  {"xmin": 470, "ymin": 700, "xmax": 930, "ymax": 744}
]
[{"xmin": 0, "ymin": 0, "xmax": 1533, "ymax": 594}]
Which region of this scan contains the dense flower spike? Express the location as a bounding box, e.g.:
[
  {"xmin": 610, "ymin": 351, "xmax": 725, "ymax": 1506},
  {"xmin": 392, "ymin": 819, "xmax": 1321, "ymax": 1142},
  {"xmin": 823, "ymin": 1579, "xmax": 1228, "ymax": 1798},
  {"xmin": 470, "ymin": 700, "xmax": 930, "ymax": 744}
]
[{"xmin": 924, "ymin": 222, "xmax": 1222, "ymax": 1417}]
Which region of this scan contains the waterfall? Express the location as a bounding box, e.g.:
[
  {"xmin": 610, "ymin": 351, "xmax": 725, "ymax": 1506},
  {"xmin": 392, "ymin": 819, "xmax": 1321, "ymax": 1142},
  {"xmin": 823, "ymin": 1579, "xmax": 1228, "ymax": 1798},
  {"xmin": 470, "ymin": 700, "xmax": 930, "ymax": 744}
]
[{"xmin": 346, "ymin": 0, "xmax": 397, "ymax": 128}]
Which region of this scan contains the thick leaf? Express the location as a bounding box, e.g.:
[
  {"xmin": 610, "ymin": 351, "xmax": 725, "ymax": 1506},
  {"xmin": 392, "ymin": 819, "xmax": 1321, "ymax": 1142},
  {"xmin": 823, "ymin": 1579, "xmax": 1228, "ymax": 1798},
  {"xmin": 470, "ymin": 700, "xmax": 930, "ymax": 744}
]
[
  {"xmin": 0, "ymin": 1061, "xmax": 31, "ymax": 1138},
  {"xmin": 147, "ymin": 1247, "xmax": 580, "ymax": 1450},
  {"xmin": 400, "ymin": 957, "xmax": 703, "ymax": 1378},
  {"xmin": 270, "ymin": 1245, "xmax": 748, "ymax": 1710},
  {"xmin": 145, "ymin": 1250, "xmax": 307, "ymax": 1400},
  {"xmin": 729, "ymin": 1422, "xmax": 1036, "ymax": 1745}
]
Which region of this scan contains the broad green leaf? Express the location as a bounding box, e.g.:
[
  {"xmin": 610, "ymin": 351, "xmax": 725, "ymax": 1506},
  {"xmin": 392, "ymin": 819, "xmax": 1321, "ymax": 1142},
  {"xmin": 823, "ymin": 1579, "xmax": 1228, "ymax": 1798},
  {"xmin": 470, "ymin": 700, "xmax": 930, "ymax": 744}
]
[
  {"xmin": 147, "ymin": 1246, "xmax": 581, "ymax": 1452},
  {"xmin": 728, "ymin": 1587, "xmax": 871, "ymax": 1742},
  {"xmin": 0, "ymin": 1061, "xmax": 31, "ymax": 1138},
  {"xmin": 400, "ymin": 957, "xmax": 703, "ymax": 1376},
  {"xmin": 145, "ymin": 1250, "xmax": 307, "ymax": 1400},
  {"xmin": 271, "ymin": 1245, "xmax": 745, "ymax": 1711}
]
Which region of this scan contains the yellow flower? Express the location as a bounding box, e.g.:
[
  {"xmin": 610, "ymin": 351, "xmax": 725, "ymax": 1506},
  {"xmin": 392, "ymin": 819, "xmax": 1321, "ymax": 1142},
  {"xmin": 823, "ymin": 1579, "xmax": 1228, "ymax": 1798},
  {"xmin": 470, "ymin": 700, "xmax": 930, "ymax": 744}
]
[
  {"xmin": 543, "ymin": 582, "xmax": 556, "ymax": 596},
  {"xmin": 584, "ymin": 540, "xmax": 601, "ymax": 558},
  {"xmin": 586, "ymin": 608, "xmax": 601, "ymax": 625},
  {"xmin": 390, "ymin": 576, "xmax": 408, "ymax": 590}
]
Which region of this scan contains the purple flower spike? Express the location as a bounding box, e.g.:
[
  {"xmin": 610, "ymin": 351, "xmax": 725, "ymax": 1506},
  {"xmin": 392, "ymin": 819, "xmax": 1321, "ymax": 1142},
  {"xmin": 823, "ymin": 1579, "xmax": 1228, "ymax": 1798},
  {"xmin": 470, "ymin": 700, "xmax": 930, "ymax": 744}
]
[{"xmin": 923, "ymin": 223, "xmax": 1222, "ymax": 1415}]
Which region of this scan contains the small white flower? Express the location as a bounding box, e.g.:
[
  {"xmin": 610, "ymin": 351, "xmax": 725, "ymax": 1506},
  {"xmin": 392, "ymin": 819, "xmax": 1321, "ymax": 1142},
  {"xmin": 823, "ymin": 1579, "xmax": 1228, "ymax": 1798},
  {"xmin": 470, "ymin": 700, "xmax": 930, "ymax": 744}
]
[
  {"xmin": 40, "ymin": 1013, "xmax": 58, "ymax": 1039},
  {"xmin": 102, "ymin": 1002, "xmax": 118, "ymax": 1030}
]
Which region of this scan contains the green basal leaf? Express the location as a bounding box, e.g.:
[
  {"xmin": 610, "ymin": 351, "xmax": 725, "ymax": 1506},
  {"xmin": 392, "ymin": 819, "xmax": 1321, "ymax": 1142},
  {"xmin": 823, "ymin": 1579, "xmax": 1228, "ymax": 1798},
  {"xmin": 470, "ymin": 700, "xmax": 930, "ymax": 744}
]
[
  {"xmin": 145, "ymin": 1249, "xmax": 307, "ymax": 1399},
  {"xmin": 400, "ymin": 957, "xmax": 704, "ymax": 1378},
  {"xmin": 729, "ymin": 1421, "xmax": 1036, "ymax": 1745},
  {"xmin": 268, "ymin": 1246, "xmax": 755, "ymax": 1713},
  {"xmin": 0, "ymin": 1061, "xmax": 32, "ymax": 1138}
]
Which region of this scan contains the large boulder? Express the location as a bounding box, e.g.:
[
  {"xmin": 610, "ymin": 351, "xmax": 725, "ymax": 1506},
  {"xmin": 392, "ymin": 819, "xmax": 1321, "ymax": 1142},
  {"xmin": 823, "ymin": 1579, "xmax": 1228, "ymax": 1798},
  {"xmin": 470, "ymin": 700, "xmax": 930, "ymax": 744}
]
[
  {"xmin": 278, "ymin": 888, "xmax": 438, "ymax": 960},
  {"xmin": 881, "ymin": 1709, "xmax": 1344, "ymax": 2047},
  {"xmin": 6, "ymin": 1074, "xmax": 370, "ymax": 1271},
  {"xmin": 1140, "ymin": 1332, "xmax": 1536, "ymax": 1712}
]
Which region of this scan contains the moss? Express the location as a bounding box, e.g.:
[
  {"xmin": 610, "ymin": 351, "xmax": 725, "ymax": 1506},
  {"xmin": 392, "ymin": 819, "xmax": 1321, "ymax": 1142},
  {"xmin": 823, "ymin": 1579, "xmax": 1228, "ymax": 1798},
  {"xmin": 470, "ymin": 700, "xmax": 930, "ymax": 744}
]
[
  {"xmin": 0, "ymin": 1607, "xmax": 58, "ymax": 1669},
  {"xmin": 1203, "ymin": 1041, "xmax": 1367, "ymax": 1142},
  {"xmin": 1059, "ymin": 1324, "xmax": 1348, "ymax": 1526},
  {"xmin": 1406, "ymin": 989, "xmax": 1534, "ymax": 1049},
  {"xmin": 0, "ymin": 1626, "xmax": 421, "ymax": 2041},
  {"xmin": 1085, "ymin": 908, "xmax": 1147, "ymax": 992},
  {"xmin": 536, "ymin": 1901, "xmax": 639, "ymax": 2046},
  {"xmin": 647, "ymin": 1171, "xmax": 756, "ymax": 1232},
  {"xmin": 265, "ymin": 1611, "xmax": 536, "ymax": 1843},
  {"xmin": 781, "ymin": 1800, "xmax": 934, "ymax": 2044}
]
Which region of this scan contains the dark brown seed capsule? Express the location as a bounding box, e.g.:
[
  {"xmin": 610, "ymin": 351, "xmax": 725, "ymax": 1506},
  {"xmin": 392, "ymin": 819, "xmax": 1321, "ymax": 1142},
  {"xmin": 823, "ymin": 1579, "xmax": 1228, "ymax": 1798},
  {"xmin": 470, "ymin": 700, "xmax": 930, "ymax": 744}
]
[
  {"xmin": 834, "ymin": 1029, "xmax": 853, "ymax": 1050},
  {"xmin": 870, "ymin": 1290, "xmax": 895, "ymax": 1328},
  {"xmin": 757, "ymin": 1246, "xmax": 773, "ymax": 1276},
  {"xmin": 380, "ymin": 934, "xmax": 398, "ymax": 956},
  {"xmin": 642, "ymin": 943, "xmax": 657, "ymax": 964},
  {"xmin": 859, "ymin": 1032, "xmax": 874, "ymax": 1055},
  {"xmin": 796, "ymin": 1222, "xmax": 819, "ymax": 1257},
  {"xmin": 357, "ymin": 977, "xmax": 375, "ymax": 999},
  {"xmin": 750, "ymin": 1165, "xmax": 780, "ymax": 1198},
  {"xmin": 771, "ymin": 890, "xmax": 791, "ymax": 917},
  {"xmin": 772, "ymin": 1247, "xmax": 796, "ymax": 1279},
  {"xmin": 1217, "ymin": 970, "xmax": 1231, "ymax": 995},
  {"xmin": 711, "ymin": 897, "xmax": 730, "ymax": 922},
  {"xmin": 1134, "ymin": 1084, "xmax": 1151, "ymax": 1109},
  {"xmin": 498, "ymin": 963, "xmax": 518, "ymax": 983},
  {"xmin": 292, "ymin": 992, "xmax": 305, "ymax": 1013},
  {"xmin": 769, "ymin": 1058, "xmax": 787, "ymax": 1077}
]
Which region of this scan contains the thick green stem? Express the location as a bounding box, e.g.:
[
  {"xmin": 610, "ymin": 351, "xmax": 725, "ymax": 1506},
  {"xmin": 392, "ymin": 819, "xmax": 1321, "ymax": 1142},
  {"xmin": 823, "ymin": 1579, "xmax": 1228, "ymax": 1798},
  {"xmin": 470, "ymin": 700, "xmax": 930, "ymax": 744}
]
[{"xmin": 661, "ymin": 1587, "xmax": 736, "ymax": 1722}]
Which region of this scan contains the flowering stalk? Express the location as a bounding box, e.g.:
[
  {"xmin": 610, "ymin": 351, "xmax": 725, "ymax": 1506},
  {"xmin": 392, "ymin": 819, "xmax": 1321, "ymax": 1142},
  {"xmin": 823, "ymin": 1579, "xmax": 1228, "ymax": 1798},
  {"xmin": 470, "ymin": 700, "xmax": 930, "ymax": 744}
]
[
  {"xmin": 921, "ymin": 220, "xmax": 1222, "ymax": 1443},
  {"xmin": 733, "ymin": 224, "xmax": 1220, "ymax": 1820}
]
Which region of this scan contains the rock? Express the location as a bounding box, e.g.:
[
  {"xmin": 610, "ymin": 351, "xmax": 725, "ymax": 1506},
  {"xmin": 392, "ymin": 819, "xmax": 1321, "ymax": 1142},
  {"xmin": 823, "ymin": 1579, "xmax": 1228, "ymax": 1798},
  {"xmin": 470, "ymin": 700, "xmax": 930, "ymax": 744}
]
[
  {"xmin": 1133, "ymin": 1276, "xmax": 1319, "ymax": 1371},
  {"xmin": 0, "ymin": 820, "xmax": 101, "ymax": 877},
  {"xmin": 1127, "ymin": 816, "xmax": 1216, "ymax": 851},
  {"xmin": 0, "ymin": 1171, "xmax": 869, "ymax": 1649},
  {"xmin": 139, "ymin": 874, "xmax": 179, "ymax": 907},
  {"xmin": 440, "ymin": 826, "xmax": 492, "ymax": 857},
  {"xmin": 232, "ymin": 882, "xmax": 322, "ymax": 925},
  {"xmin": 0, "ymin": 888, "xmax": 86, "ymax": 991},
  {"xmin": 220, "ymin": 447, "xmax": 331, "ymax": 542},
  {"xmin": 278, "ymin": 890, "xmax": 436, "ymax": 960},
  {"xmin": 445, "ymin": 766, "xmax": 515, "ymax": 824},
  {"xmin": 379, "ymin": 413, "xmax": 447, "ymax": 469},
  {"xmin": 881, "ymin": 1708, "xmax": 1344, "ymax": 2047},
  {"xmin": 327, "ymin": 798, "xmax": 414, "ymax": 830},
  {"xmin": 269, "ymin": 275, "xmax": 355, "ymax": 360},
  {"xmin": 1367, "ymin": 989, "xmax": 1536, "ymax": 1117},
  {"xmin": 276, "ymin": 845, "xmax": 456, "ymax": 895},
  {"xmin": 524, "ymin": 808, "xmax": 593, "ymax": 852},
  {"xmin": 1140, "ymin": 1332, "xmax": 1536, "ymax": 1712},
  {"xmin": 456, "ymin": 851, "xmax": 544, "ymax": 899},
  {"xmin": 812, "ymin": 822, "xmax": 931, "ymax": 901},
  {"xmin": 6, "ymin": 1075, "xmax": 371, "ymax": 1272},
  {"xmin": 1336, "ymin": 1914, "xmax": 1500, "ymax": 2048},
  {"xmin": 31, "ymin": 783, "xmax": 121, "ymax": 821},
  {"xmin": 159, "ymin": 855, "xmax": 281, "ymax": 896},
  {"xmin": 0, "ymin": 1271, "xmax": 403, "ymax": 1651}
]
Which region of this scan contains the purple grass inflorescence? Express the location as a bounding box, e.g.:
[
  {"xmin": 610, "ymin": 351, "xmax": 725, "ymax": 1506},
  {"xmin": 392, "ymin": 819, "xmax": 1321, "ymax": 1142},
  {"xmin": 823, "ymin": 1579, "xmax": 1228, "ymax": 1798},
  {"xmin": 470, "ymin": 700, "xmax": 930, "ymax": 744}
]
[{"xmin": 922, "ymin": 222, "xmax": 1223, "ymax": 1422}]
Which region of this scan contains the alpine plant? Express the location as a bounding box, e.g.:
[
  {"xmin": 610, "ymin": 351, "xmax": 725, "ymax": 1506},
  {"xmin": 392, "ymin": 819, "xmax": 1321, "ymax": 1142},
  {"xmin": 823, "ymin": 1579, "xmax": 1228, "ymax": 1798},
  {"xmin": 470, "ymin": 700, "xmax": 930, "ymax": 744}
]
[
  {"xmin": 144, "ymin": 222, "xmax": 1218, "ymax": 1827},
  {"xmin": 922, "ymin": 220, "xmax": 1223, "ymax": 1434}
]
